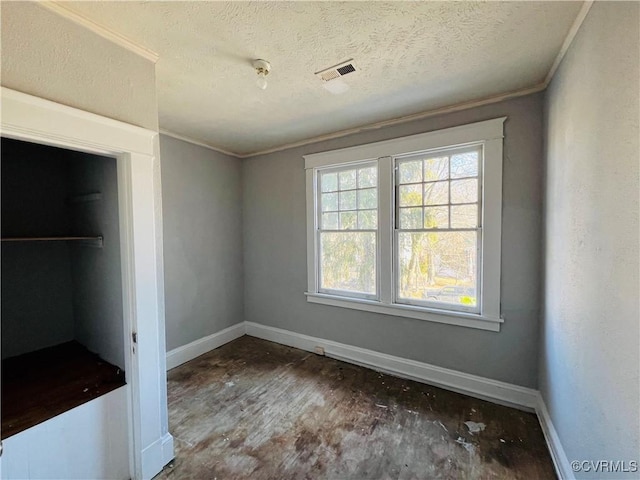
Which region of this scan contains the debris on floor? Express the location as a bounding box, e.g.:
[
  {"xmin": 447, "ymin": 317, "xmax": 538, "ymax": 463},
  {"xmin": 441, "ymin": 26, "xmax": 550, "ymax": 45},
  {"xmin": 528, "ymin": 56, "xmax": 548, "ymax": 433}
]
[
  {"xmin": 464, "ymin": 420, "xmax": 486, "ymax": 434},
  {"xmin": 456, "ymin": 436, "xmax": 476, "ymax": 453}
]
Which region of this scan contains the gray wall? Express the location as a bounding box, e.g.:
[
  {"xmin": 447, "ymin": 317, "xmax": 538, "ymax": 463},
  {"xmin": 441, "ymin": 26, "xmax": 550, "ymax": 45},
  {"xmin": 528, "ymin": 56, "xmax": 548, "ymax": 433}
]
[
  {"xmin": 160, "ymin": 135, "xmax": 244, "ymax": 351},
  {"xmin": 243, "ymin": 93, "xmax": 543, "ymax": 388},
  {"xmin": 1, "ymin": 140, "xmax": 75, "ymax": 358},
  {"xmin": 0, "ymin": 2, "xmax": 158, "ymax": 131},
  {"xmin": 68, "ymin": 152, "xmax": 125, "ymax": 369},
  {"xmin": 541, "ymin": 2, "xmax": 639, "ymax": 475}
]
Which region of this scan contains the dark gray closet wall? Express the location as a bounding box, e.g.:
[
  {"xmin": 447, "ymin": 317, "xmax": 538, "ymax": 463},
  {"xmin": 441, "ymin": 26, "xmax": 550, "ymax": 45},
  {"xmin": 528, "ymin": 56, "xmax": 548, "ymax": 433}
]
[
  {"xmin": 68, "ymin": 152, "xmax": 124, "ymax": 369},
  {"xmin": 1, "ymin": 139, "xmax": 75, "ymax": 358},
  {"xmin": 1, "ymin": 139, "xmax": 125, "ymax": 369}
]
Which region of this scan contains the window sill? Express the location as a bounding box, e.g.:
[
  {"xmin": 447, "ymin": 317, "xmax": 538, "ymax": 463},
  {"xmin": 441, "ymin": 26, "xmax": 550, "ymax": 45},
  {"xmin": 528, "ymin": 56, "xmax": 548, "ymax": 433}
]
[{"xmin": 305, "ymin": 292, "xmax": 502, "ymax": 332}]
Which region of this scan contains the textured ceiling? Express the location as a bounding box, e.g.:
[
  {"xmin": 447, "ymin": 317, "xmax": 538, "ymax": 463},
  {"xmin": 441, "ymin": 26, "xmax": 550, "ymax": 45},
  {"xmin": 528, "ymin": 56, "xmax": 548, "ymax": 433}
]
[{"xmin": 64, "ymin": 1, "xmax": 582, "ymax": 156}]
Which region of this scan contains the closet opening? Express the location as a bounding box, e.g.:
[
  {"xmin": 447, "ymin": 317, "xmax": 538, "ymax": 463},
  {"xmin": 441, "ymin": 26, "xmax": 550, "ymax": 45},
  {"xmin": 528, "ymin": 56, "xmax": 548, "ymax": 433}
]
[{"xmin": 1, "ymin": 137, "xmax": 127, "ymax": 440}]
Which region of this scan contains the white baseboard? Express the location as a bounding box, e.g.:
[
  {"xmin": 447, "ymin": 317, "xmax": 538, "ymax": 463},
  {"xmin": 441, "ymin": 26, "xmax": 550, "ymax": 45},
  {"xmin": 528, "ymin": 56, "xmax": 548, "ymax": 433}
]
[
  {"xmin": 535, "ymin": 393, "xmax": 575, "ymax": 480},
  {"xmin": 141, "ymin": 432, "xmax": 175, "ymax": 480},
  {"xmin": 244, "ymin": 322, "xmax": 538, "ymax": 411},
  {"xmin": 166, "ymin": 322, "xmax": 246, "ymax": 370},
  {"xmin": 161, "ymin": 432, "xmax": 175, "ymax": 467},
  {"xmin": 165, "ymin": 321, "xmax": 569, "ymax": 476}
]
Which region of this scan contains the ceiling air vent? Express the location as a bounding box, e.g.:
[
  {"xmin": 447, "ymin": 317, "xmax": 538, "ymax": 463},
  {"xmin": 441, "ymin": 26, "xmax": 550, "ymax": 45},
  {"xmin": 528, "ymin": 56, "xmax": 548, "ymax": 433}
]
[{"xmin": 315, "ymin": 59, "xmax": 357, "ymax": 82}]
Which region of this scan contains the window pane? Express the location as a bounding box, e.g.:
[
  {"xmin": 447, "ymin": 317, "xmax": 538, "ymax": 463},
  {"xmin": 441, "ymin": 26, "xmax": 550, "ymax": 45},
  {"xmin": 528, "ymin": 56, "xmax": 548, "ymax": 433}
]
[
  {"xmin": 451, "ymin": 205, "xmax": 478, "ymax": 228},
  {"xmin": 398, "ymin": 160, "xmax": 422, "ymax": 184},
  {"xmin": 424, "ymin": 206, "xmax": 449, "ymax": 229},
  {"xmin": 358, "ymin": 210, "xmax": 377, "ymax": 229},
  {"xmin": 339, "ymin": 170, "xmax": 357, "ymax": 190},
  {"xmin": 321, "ymin": 172, "xmax": 338, "ymax": 192},
  {"xmin": 450, "ymin": 151, "xmax": 479, "ymax": 178},
  {"xmin": 340, "ymin": 211, "xmax": 357, "ymax": 230},
  {"xmin": 358, "ymin": 188, "xmax": 377, "ymax": 209},
  {"xmin": 399, "ymin": 207, "xmax": 422, "ymax": 229},
  {"xmin": 321, "ymin": 212, "xmax": 339, "ymax": 229},
  {"xmin": 397, "ymin": 231, "xmax": 477, "ymax": 307},
  {"xmin": 358, "ymin": 167, "xmax": 377, "ymax": 188},
  {"xmin": 320, "ymin": 232, "xmax": 376, "ymax": 295},
  {"xmin": 398, "ymin": 184, "xmax": 422, "ymax": 207},
  {"xmin": 339, "ymin": 190, "xmax": 357, "ymax": 210},
  {"xmin": 424, "ymin": 156, "xmax": 449, "ymax": 181},
  {"xmin": 450, "ymin": 179, "xmax": 478, "ymax": 204},
  {"xmin": 321, "ymin": 192, "xmax": 338, "ymax": 212},
  {"xmin": 423, "ymin": 181, "xmax": 449, "ymax": 205}
]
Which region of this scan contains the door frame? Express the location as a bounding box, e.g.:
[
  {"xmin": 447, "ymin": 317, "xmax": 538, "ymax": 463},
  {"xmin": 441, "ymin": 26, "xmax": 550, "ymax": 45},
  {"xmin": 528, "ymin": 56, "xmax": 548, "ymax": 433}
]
[{"xmin": 0, "ymin": 87, "xmax": 174, "ymax": 479}]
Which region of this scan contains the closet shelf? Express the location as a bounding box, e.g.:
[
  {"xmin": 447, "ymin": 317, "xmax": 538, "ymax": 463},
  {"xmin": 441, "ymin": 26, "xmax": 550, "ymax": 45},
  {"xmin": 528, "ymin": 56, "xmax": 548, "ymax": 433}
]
[{"xmin": 1, "ymin": 236, "xmax": 103, "ymax": 247}]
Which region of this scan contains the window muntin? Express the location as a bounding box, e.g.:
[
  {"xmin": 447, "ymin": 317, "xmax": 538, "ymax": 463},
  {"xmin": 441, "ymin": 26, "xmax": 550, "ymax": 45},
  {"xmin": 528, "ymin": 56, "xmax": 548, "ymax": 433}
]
[
  {"xmin": 317, "ymin": 163, "xmax": 378, "ymax": 298},
  {"xmin": 304, "ymin": 117, "xmax": 504, "ymax": 331},
  {"xmin": 395, "ymin": 146, "xmax": 482, "ymax": 313}
]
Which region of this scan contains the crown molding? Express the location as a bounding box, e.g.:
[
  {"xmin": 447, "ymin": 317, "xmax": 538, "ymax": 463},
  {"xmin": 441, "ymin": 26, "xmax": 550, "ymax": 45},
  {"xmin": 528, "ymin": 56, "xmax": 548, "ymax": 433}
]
[
  {"xmin": 159, "ymin": 130, "xmax": 241, "ymax": 158},
  {"xmin": 160, "ymin": 83, "xmax": 544, "ymax": 159},
  {"xmin": 37, "ymin": 1, "xmax": 593, "ymax": 160},
  {"xmin": 544, "ymin": 0, "xmax": 594, "ymax": 87},
  {"xmin": 38, "ymin": 2, "xmax": 159, "ymax": 64},
  {"xmin": 159, "ymin": 0, "xmax": 595, "ymax": 159},
  {"xmin": 240, "ymin": 83, "xmax": 545, "ymax": 158}
]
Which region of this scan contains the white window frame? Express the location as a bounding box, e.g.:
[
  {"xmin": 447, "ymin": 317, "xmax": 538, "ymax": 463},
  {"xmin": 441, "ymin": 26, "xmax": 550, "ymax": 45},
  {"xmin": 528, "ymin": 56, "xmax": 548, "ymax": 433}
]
[
  {"xmin": 305, "ymin": 117, "xmax": 505, "ymax": 332},
  {"xmin": 393, "ymin": 144, "xmax": 484, "ymax": 315},
  {"xmin": 316, "ymin": 160, "xmax": 380, "ymax": 300}
]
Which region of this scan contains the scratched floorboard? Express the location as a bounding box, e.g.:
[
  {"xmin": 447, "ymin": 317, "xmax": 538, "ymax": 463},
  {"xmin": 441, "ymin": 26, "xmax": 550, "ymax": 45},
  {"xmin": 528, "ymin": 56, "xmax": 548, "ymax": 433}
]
[{"xmin": 155, "ymin": 336, "xmax": 555, "ymax": 480}]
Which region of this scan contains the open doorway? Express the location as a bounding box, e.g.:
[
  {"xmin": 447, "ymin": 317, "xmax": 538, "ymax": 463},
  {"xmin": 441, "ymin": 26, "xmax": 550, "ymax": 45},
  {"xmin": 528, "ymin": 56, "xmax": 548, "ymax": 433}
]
[
  {"xmin": 0, "ymin": 88, "xmax": 173, "ymax": 480},
  {"xmin": 1, "ymin": 138, "xmax": 128, "ymax": 449}
]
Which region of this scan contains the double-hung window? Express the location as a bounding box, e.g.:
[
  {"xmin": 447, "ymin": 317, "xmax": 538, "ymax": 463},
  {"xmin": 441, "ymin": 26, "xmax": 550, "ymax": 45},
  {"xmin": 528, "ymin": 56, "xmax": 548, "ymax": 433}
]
[
  {"xmin": 317, "ymin": 163, "xmax": 378, "ymax": 299},
  {"xmin": 305, "ymin": 118, "xmax": 505, "ymax": 331},
  {"xmin": 395, "ymin": 145, "xmax": 482, "ymax": 314}
]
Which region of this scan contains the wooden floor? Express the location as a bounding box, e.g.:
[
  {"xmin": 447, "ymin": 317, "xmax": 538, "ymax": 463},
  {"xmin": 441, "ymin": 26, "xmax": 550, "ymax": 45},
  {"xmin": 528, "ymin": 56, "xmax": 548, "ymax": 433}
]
[
  {"xmin": 1, "ymin": 341, "xmax": 126, "ymax": 439},
  {"xmin": 156, "ymin": 336, "xmax": 555, "ymax": 480}
]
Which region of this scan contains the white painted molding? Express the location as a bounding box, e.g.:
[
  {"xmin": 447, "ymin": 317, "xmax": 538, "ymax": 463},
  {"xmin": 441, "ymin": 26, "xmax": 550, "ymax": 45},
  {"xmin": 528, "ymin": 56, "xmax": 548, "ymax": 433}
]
[
  {"xmin": 38, "ymin": 2, "xmax": 159, "ymax": 63},
  {"xmin": 166, "ymin": 323, "xmax": 246, "ymax": 370},
  {"xmin": 243, "ymin": 84, "xmax": 542, "ymax": 159},
  {"xmin": 156, "ymin": 84, "xmax": 544, "ymax": 160},
  {"xmin": 159, "ymin": 129, "xmax": 241, "ymax": 159},
  {"xmin": 535, "ymin": 393, "xmax": 575, "ymax": 480},
  {"xmin": 141, "ymin": 433, "xmax": 173, "ymax": 480},
  {"xmin": 303, "ymin": 117, "xmax": 505, "ymax": 169},
  {"xmin": 544, "ymin": 1, "xmax": 594, "ymax": 87},
  {"xmin": 1, "ymin": 88, "xmax": 155, "ymax": 155},
  {"xmin": 241, "ymin": 1, "xmax": 591, "ymax": 159},
  {"xmin": 1, "ymin": 86, "xmax": 172, "ymax": 480},
  {"xmin": 164, "ymin": 322, "xmax": 571, "ymax": 477},
  {"xmin": 161, "ymin": 433, "xmax": 175, "ymax": 467},
  {"xmin": 36, "ymin": 0, "xmax": 590, "ymax": 160},
  {"xmin": 305, "ymin": 294, "xmax": 502, "ymax": 332},
  {"xmin": 244, "ymin": 322, "xmax": 538, "ymax": 411},
  {"xmin": 303, "ymin": 118, "xmax": 505, "ymax": 333}
]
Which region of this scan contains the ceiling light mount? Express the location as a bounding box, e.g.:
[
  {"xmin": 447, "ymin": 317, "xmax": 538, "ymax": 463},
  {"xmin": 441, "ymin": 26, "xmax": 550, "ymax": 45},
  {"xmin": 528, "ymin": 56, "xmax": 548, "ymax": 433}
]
[{"xmin": 253, "ymin": 59, "xmax": 271, "ymax": 90}]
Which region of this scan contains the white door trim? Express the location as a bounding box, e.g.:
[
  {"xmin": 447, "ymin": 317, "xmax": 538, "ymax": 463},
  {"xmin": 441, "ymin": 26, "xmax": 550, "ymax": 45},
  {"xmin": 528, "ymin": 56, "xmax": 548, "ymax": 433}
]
[{"xmin": 0, "ymin": 87, "xmax": 173, "ymax": 480}]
